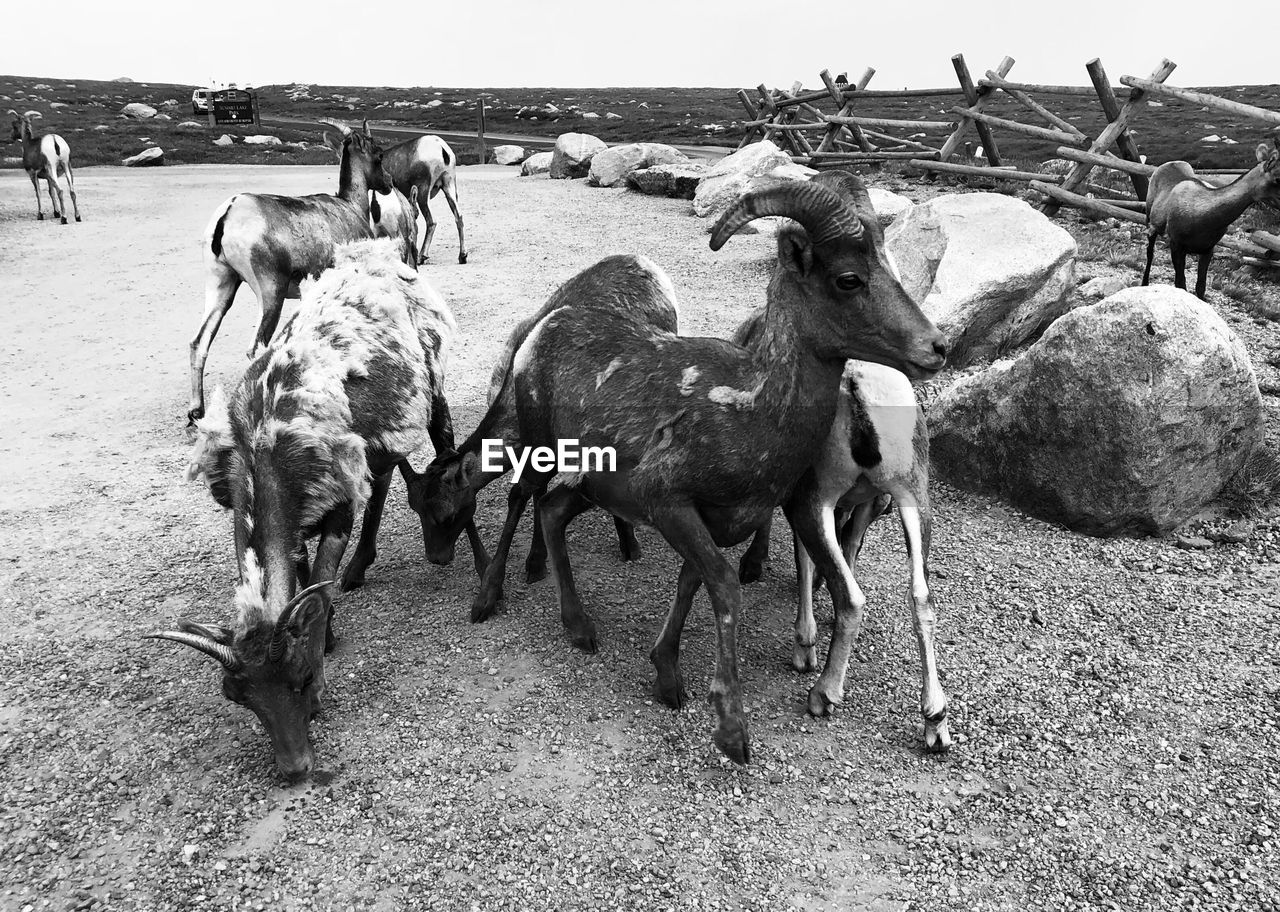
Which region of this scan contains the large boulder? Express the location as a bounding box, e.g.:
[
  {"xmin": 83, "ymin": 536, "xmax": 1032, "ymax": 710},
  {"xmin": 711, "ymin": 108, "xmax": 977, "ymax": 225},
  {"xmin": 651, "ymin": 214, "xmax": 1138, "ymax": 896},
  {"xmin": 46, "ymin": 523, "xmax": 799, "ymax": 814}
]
[
  {"xmin": 243, "ymin": 134, "xmax": 282, "ymax": 145},
  {"xmin": 627, "ymin": 163, "xmax": 706, "ymax": 199},
  {"xmin": 549, "ymin": 132, "xmax": 606, "ymax": 179},
  {"xmin": 120, "ymin": 102, "xmax": 157, "ymax": 119},
  {"xmin": 588, "ymin": 142, "xmax": 689, "ymax": 187},
  {"xmin": 692, "ymin": 140, "xmax": 793, "ymax": 218},
  {"xmin": 520, "ymin": 151, "xmax": 553, "ymax": 176},
  {"xmin": 492, "ymin": 144, "xmax": 526, "ymax": 165},
  {"xmin": 929, "ymin": 287, "xmax": 1263, "ymax": 536},
  {"xmin": 868, "ymin": 188, "xmax": 913, "ymax": 227},
  {"xmin": 885, "ymin": 193, "xmax": 1076, "ymax": 367},
  {"xmin": 122, "ymin": 147, "xmax": 164, "ymax": 167},
  {"xmin": 213, "ymin": 134, "xmax": 235, "ymax": 146}
]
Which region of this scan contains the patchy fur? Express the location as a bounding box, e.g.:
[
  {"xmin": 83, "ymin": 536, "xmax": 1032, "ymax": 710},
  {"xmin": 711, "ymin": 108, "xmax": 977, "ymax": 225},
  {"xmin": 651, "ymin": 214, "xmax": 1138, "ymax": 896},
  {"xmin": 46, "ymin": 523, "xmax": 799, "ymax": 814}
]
[{"xmin": 190, "ymin": 239, "xmax": 456, "ymax": 625}]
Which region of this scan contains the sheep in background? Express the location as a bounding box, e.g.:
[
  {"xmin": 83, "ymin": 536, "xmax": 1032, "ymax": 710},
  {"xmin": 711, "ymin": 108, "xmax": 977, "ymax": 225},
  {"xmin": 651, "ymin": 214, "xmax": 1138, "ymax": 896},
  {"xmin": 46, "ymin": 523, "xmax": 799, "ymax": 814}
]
[
  {"xmin": 8, "ymin": 109, "xmax": 82, "ymax": 224},
  {"xmin": 150, "ymin": 239, "xmax": 466, "ymax": 781}
]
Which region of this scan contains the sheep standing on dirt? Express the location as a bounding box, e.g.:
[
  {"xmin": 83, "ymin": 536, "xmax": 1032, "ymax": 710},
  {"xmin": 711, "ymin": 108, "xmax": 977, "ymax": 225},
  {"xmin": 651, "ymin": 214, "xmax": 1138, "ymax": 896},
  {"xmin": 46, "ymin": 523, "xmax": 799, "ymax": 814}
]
[
  {"xmin": 150, "ymin": 239, "xmax": 461, "ymax": 780},
  {"xmin": 370, "ymin": 185, "xmax": 420, "ymax": 269},
  {"xmin": 187, "ymin": 120, "xmax": 392, "ymax": 425},
  {"xmin": 8, "ymin": 109, "xmax": 82, "ymax": 224},
  {"xmin": 379, "ymin": 131, "xmax": 468, "ymax": 264}
]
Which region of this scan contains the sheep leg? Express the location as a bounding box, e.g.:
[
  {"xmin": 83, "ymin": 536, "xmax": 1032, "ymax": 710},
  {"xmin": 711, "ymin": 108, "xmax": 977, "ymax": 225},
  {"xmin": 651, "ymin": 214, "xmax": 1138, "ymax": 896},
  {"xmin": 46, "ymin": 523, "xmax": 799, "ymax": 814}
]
[
  {"xmin": 537, "ymin": 485, "xmax": 600, "ymax": 652},
  {"xmin": 1195, "ymin": 252, "xmax": 1212, "ymax": 300},
  {"xmin": 311, "ymin": 505, "xmax": 355, "ymax": 654},
  {"xmin": 416, "ymin": 189, "xmax": 438, "ymax": 265},
  {"xmin": 470, "ymin": 481, "xmax": 534, "ymax": 622},
  {"xmin": 64, "ymin": 161, "xmax": 81, "ymax": 221},
  {"xmin": 651, "ymin": 502, "xmax": 750, "ymax": 765},
  {"xmin": 45, "ymin": 176, "xmax": 63, "ymax": 222},
  {"xmin": 792, "ymin": 526, "xmax": 820, "ymax": 673},
  {"xmin": 248, "ymin": 280, "xmax": 288, "ymax": 358},
  {"xmin": 839, "ymin": 497, "xmax": 885, "ymax": 570},
  {"xmin": 896, "ymin": 491, "xmax": 950, "ymax": 753},
  {"xmin": 49, "ymin": 170, "xmax": 68, "ymax": 225},
  {"xmin": 650, "ymin": 558, "xmax": 702, "ymax": 709},
  {"xmin": 340, "ymin": 469, "xmax": 393, "ymax": 591},
  {"xmin": 187, "ymin": 266, "xmax": 242, "ymax": 423},
  {"xmin": 440, "ymin": 175, "xmax": 467, "ymax": 264},
  {"xmin": 524, "ymin": 489, "xmax": 549, "ymax": 583},
  {"xmin": 29, "ymin": 171, "xmax": 43, "ymax": 220},
  {"xmin": 615, "ymin": 516, "xmax": 642, "ymax": 562},
  {"xmin": 1171, "ymin": 246, "xmax": 1188, "ymax": 291},
  {"xmin": 738, "ymin": 514, "xmax": 771, "ymax": 583},
  {"xmin": 786, "ymin": 491, "xmax": 867, "ymax": 717},
  {"xmin": 1141, "ymin": 233, "xmax": 1157, "ymax": 286}
]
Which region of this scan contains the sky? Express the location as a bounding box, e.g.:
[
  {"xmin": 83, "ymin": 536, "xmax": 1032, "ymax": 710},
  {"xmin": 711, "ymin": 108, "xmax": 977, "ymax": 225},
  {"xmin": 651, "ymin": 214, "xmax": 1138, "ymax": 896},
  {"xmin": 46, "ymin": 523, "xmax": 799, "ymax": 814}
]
[{"xmin": 4, "ymin": 1, "xmax": 1269, "ymax": 90}]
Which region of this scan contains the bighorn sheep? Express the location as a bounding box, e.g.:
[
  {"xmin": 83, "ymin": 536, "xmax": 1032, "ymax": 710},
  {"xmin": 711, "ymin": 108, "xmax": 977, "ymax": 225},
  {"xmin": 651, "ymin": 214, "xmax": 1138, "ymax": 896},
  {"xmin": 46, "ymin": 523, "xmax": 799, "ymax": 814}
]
[
  {"xmin": 399, "ymin": 293, "xmax": 644, "ymax": 592},
  {"xmin": 379, "ymin": 130, "xmax": 468, "ymax": 265},
  {"xmin": 8, "ymin": 110, "xmax": 81, "ymax": 224},
  {"xmin": 151, "ymin": 239, "xmax": 461, "ymax": 780},
  {"xmin": 370, "ymin": 185, "xmax": 419, "ymax": 270},
  {"xmin": 731, "ymin": 336, "xmax": 948, "ymax": 752},
  {"xmin": 1143, "ymin": 135, "xmax": 1280, "ymax": 299},
  {"xmin": 463, "ymin": 179, "xmax": 946, "ymax": 763},
  {"xmin": 186, "ymin": 119, "xmax": 392, "ymax": 424}
]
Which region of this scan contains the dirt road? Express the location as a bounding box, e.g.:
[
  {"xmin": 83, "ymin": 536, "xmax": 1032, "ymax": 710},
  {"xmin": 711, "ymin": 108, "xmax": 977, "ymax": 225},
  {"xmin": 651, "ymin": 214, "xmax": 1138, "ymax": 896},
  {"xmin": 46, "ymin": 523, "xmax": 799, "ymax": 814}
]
[{"xmin": 1, "ymin": 165, "xmax": 1277, "ymax": 912}]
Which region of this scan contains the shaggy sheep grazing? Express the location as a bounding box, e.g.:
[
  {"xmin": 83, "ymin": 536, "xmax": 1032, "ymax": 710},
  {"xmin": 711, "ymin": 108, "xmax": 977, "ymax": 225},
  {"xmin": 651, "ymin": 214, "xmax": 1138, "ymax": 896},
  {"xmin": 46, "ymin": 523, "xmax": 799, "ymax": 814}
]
[{"xmin": 149, "ymin": 239, "xmax": 463, "ymax": 780}]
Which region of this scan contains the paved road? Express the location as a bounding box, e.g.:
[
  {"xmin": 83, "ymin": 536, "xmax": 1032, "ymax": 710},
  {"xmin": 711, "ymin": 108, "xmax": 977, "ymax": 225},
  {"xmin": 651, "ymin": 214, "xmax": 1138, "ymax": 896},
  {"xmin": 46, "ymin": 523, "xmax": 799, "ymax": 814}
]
[{"xmin": 260, "ymin": 114, "xmax": 734, "ymax": 161}]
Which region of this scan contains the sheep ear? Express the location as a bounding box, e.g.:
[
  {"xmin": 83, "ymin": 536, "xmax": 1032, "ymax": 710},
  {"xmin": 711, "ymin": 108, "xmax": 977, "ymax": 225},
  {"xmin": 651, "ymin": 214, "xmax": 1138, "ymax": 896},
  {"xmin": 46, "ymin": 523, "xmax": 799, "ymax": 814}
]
[{"xmin": 776, "ymin": 228, "xmax": 815, "ymax": 277}]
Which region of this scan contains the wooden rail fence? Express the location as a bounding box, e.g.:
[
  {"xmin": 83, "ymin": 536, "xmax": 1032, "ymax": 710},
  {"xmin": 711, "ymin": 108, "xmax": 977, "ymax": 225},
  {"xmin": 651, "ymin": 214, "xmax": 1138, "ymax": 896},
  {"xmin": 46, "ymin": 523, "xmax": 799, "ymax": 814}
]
[{"xmin": 740, "ymin": 55, "xmax": 1280, "ymax": 267}]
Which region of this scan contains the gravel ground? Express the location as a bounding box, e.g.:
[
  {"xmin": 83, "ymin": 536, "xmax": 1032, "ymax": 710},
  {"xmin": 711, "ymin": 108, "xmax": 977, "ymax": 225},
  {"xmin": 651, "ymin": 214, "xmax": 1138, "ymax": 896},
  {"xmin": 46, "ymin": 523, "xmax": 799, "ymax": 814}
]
[{"xmin": 1, "ymin": 164, "xmax": 1278, "ymax": 912}]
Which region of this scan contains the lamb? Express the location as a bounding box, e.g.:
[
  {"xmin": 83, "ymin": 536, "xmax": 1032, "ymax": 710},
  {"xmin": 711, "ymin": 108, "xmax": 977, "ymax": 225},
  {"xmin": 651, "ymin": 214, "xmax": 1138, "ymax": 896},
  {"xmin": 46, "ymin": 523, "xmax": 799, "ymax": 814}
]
[
  {"xmin": 450, "ymin": 178, "xmax": 946, "ymax": 762},
  {"xmin": 369, "ymin": 185, "xmax": 420, "ymax": 270},
  {"xmin": 8, "ymin": 109, "xmax": 82, "ymax": 224},
  {"xmin": 149, "ymin": 239, "xmax": 462, "ymax": 780}
]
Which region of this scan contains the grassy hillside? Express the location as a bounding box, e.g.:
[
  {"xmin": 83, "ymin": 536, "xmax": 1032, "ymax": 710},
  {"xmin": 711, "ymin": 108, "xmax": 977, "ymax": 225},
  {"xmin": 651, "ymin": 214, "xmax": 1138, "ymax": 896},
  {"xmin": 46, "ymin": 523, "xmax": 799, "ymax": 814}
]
[{"xmin": 3, "ymin": 73, "xmax": 1278, "ymax": 169}]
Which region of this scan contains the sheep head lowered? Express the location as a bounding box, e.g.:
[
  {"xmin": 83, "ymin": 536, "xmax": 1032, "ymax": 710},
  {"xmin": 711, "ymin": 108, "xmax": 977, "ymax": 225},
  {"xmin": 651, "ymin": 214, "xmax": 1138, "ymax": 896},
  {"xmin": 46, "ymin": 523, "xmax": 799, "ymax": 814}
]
[{"xmin": 148, "ymin": 578, "xmax": 334, "ymax": 780}]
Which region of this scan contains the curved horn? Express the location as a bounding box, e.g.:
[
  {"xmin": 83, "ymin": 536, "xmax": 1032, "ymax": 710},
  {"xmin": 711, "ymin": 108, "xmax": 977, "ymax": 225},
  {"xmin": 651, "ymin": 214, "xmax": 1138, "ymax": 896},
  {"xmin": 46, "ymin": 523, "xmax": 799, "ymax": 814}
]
[
  {"xmin": 362, "ymin": 119, "xmax": 371, "ymax": 138},
  {"xmin": 147, "ymin": 631, "xmax": 240, "ymax": 670},
  {"xmin": 317, "ymin": 117, "xmax": 351, "ymax": 136},
  {"xmin": 709, "ymin": 180, "xmax": 863, "ymax": 251},
  {"xmin": 268, "ymin": 580, "xmax": 335, "ymax": 663}
]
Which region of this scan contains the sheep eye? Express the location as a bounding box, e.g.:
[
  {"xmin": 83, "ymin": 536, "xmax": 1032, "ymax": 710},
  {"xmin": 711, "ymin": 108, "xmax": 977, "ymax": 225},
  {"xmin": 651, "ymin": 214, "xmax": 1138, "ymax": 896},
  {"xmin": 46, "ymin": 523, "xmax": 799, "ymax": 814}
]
[{"xmin": 835, "ymin": 274, "xmax": 864, "ymax": 292}]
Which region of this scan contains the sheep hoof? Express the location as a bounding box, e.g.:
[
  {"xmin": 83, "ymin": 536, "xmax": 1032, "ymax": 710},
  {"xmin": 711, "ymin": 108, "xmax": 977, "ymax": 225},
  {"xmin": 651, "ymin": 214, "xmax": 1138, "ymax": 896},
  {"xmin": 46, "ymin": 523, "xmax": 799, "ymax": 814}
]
[
  {"xmin": 75, "ymin": 216, "xmax": 82, "ymax": 222},
  {"xmin": 806, "ymin": 684, "xmax": 841, "ymax": 717},
  {"xmin": 457, "ymin": 252, "xmax": 468, "ymax": 265},
  {"xmin": 37, "ymin": 213, "xmax": 44, "ymax": 220},
  {"xmin": 792, "ymin": 643, "xmax": 819, "ymax": 673},
  {"xmin": 187, "ymin": 407, "xmax": 204, "ymax": 426},
  {"xmin": 923, "ymin": 709, "xmax": 951, "ymax": 753},
  {"xmin": 60, "ymin": 217, "xmax": 68, "ymax": 225},
  {"xmin": 567, "ymin": 621, "xmax": 598, "ymax": 654},
  {"xmin": 524, "ymin": 559, "xmax": 547, "ymax": 584},
  {"xmin": 712, "ymin": 719, "xmax": 751, "ymax": 765}
]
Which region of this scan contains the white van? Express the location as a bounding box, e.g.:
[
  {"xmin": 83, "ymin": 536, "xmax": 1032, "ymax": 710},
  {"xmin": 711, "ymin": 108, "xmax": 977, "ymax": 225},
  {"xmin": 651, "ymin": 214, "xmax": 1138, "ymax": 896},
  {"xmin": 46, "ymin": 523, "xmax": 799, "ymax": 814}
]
[{"xmin": 191, "ymin": 89, "xmax": 212, "ymax": 115}]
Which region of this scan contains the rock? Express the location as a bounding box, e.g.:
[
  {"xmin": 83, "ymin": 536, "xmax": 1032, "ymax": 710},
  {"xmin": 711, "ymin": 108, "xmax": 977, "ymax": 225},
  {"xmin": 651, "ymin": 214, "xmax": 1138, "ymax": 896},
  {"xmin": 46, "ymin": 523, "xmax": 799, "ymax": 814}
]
[
  {"xmin": 1175, "ymin": 535, "xmax": 1215, "ymax": 550},
  {"xmin": 122, "ymin": 147, "xmax": 164, "ymax": 167},
  {"xmin": 492, "ymin": 144, "xmax": 526, "ymax": 165},
  {"xmin": 626, "ymin": 163, "xmax": 706, "ymax": 199},
  {"xmin": 153, "ymin": 113, "xmax": 171, "ymax": 121},
  {"xmin": 94, "ymin": 125, "xmax": 110, "ymax": 132},
  {"xmin": 588, "ymin": 142, "xmax": 689, "ymax": 187},
  {"xmin": 424, "ymin": 99, "xmax": 443, "ymax": 109},
  {"xmin": 549, "ymin": 133, "xmax": 607, "ymax": 179},
  {"xmin": 120, "ymin": 102, "xmax": 157, "ymax": 119},
  {"xmin": 213, "ymin": 134, "xmax": 234, "ymax": 146},
  {"xmin": 692, "ymin": 140, "xmax": 793, "ymax": 219},
  {"xmin": 929, "ymin": 286, "xmax": 1264, "ymax": 536},
  {"xmin": 49, "ymin": 102, "xmax": 68, "ymax": 109},
  {"xmin": 1078, "ymin": 276, "xmax": 1130, "ymax": 299},
  {"xmin": 582, "ymin": 112, "xmax": 599, "ymax": 119},
  {"xmin": 1211, "ymin": 518, "xmax": 1255, "ymax": 544},
  {"xmin": 177, "ymin": 121, "xmax": 203, "ymax": 129},
  {"xmin": 885, "ymin": 193, "xmax": 1076, "ymax": 367},
  {"xmin": 605, "ymin": 112, "xmax": 622, "ymax": 120},
  {"xmin": 520, "ymin": 151, "xmax": 553, "ymax": 176},
  {"xmin": 243, "ymin": 135, "xmax": 282, "ymax": 145},
  {"xmin": 868, "ymin": 188, "xmax": 913, "ymax": 227}
]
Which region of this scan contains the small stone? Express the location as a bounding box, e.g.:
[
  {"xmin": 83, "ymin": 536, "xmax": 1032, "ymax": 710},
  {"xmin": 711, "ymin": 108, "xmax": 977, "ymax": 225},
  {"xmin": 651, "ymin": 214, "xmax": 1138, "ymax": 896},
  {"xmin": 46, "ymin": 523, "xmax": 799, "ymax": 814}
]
[{"xmin": 1175, "ymin": 535, "xmax": 1215, "ymax": 551}]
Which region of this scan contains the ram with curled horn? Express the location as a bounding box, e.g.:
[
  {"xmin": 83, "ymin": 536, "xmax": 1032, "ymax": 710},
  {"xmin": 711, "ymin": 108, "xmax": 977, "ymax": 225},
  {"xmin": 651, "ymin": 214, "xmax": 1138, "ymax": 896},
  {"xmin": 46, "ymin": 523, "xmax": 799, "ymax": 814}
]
[{"xmin": 447, "ymin": 175, "xmax": 946, "ymax": 764}]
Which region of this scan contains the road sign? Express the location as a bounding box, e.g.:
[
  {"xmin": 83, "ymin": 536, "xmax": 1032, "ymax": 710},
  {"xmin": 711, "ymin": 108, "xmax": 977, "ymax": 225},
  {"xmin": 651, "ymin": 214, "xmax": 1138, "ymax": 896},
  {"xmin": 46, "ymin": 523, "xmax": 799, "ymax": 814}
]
[{"xmin": 210, "ymin": 89, "xmax": 258, "ymax": 126}]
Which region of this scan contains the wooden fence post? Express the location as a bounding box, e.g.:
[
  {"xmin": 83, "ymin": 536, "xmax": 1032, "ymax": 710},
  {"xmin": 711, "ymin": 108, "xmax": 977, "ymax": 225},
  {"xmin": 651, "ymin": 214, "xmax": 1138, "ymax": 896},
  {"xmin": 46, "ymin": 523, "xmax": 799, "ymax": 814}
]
[
  {"xmin": 1085, "ymin": 58, "xmax": 1149, "ymax": 200},
  {"xmin": 1041, "ymin": 58, "xmax": 1176, "ymax": 216},
  {"xmin": 939, "ymin": 55, "xmax": 1015, "ymax": 164},
  {"xmin": 476, "ymin": 96, "xmax": 487, "ymax": 164}
]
